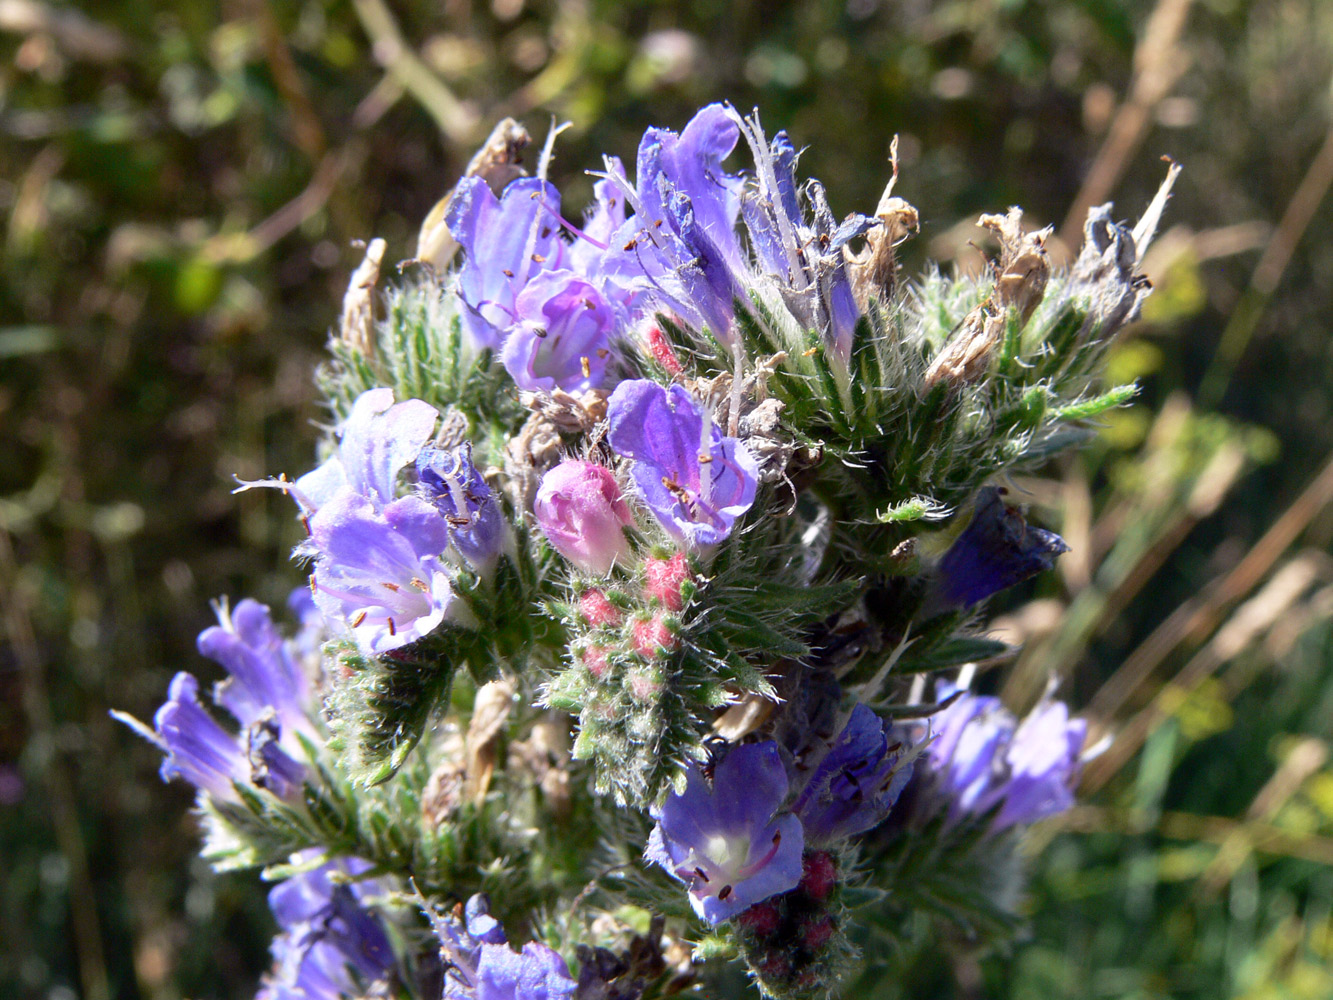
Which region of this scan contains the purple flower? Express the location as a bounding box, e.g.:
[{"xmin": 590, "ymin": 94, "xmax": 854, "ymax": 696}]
[
  {"xmin": 600, "ymin": 105, "xmax": 748, "ymax": 341},
  {"xmin": 923, "ymin": 684, "xmax": 1086, "ymax": 831},
  {"xmin": 935, "ymin": 487, "xmax": 1069, "ymax": 609},
  {"xmin": 151, "ymin": 672, "xmax": 308, "ymax": 802},
  {"xmin": 793, "ymin": 703, "xmax": 914, "ymax": 844},
  {"xmin": 308, "ymin": 491, "xmax": 456, "ymax": 655},
  {"xmin": 645, "ymin": 741, "xmax": 804, "ymax": 925},
  {"xmin": 533, "ymin": 460, "xmax": 634, "ymax": 576},
  {"xmin": 433, "ymin": 893, "xmax": 576, "ymax": 1000},
  {"xmin": 416, "ymin": 444, "xmax": 505, "ymax": 568},
  {"xmin": 294, "ymin": 388, "xmax": 440, "ymax": 514},
  {"xmin": 259, "ymin": 854, "xmax": 393, "ymax": 1000},
  {"xmin": 446, "ymin": 176, "xmax": 567, "ymax": 350},
  {"xmin": 122, "ymin": 598, "xmax": 320, "ymax": 801},
  {"xmin": 153, "ymin": 672, "xmax": 250, "ymax": 800},
  {"xmin": 502, "ymin": 271, "xmax": 618, "ymax": 392},
  {"xmin": 197, "ymin": 599, "xmax": 314, "ymax": 750},
  {"xmin": 606, "ymin": 380, "xmax": 759, "ymax": 548}
]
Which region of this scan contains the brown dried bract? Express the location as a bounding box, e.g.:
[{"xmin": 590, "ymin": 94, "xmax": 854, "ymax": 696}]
[
  {"xmin": 979, "ymin": 206, "xmax": 1052, "ymax": 324},
  {"xmin": 507, "ymin": 716, "xmax": 572, "ymax": 820},
  {"xmin": 924, "ymin": 206, "xmax": 1051, "ymax": 389},
  {"xmin": 464, "ymin": 677, "xmax": 516, "ymax": 804},
  {"xmin": 848, "ymin": 137, "xmax": 920, "ymax": 309},
  {"xmin": 338, "ymin": 237, "xmax": 386, "ymax": 358},
  {"xmin": 518, "ymin": 387, "xmax": 609, "ymax": 432},
  {"xmin": 923, "ymin": 302, "xmax": 1005, "ymax": 389}
]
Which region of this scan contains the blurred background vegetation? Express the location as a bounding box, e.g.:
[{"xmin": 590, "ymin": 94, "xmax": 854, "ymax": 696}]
[{"xmin": 4, "ymin": 0, "xmax": 1333, "ymax": 997}]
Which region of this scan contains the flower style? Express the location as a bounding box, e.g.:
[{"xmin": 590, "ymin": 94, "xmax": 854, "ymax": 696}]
[
  {"xmin": 294, "ymin": 388, "xmax": 439, "ymax": 515},
  {"xmin": 259, "ymin": 854, "xmax": 394, "ymax": 1000},
  {"xmin": 446, "ymin": 176, "xmax": 568, "ymax": 350},
  {"xmin": 502, "ymin": 272, "xmax": 618, "ymax": 392},
  {"xmin": 416, "ymin": 444, "xmax": 505, "ymax": 568},
  {"xmin": 793, "ymin": 703, "xmax": 914, "ymax": 844},
  {"xmin": 308, "ymin": 491, "xmax": 457, "ymax": 655},
  {"xmin": 607, "ymin": 380, "xmax": 759, "ymax": 548},
  {"xmin": 923, "ymin": 683, "xmax": 1086, "ymax": 831},
  {"xmin": 645, "ymin": 742, "xmax": 804, "ymax": 925},
  {"xmin": 533, "ymin": 460, "xmax": 634, "ymax": 575},
  {"xmin": 934, "ymin": 486, "xmax": 1069, "ymax": 609},
  {"xmin": 432, "ymin": 893, "xmax": 577, "ymax": 1000}
]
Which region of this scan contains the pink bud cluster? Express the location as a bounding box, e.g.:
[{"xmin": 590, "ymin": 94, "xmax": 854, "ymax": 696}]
[{"xmin": 565, "ymin": 552, "xmax": 696, "ymax": 715}]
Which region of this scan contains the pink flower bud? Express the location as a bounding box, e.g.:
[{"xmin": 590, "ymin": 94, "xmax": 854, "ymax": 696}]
[
  {"xmin": 799, "ymin": 851, "xmax": 837, "ymax": 901},
  {"xmin": 645, "ymin": 323, "xmax": 683, "ymax": 375},
  {"xmin": 535, "ymin": 460, "xmax": 634, "ymax": 576},
  {"xmin": 800, "ymin": 915, "xmax": 835, "ymax": 951},
  {"xmin": 644, "ymin": 553, "xmax": 692, "ymax": 611},
  {"xmin": 632, "ymin": 615, "xmax": 677, "ymax": 658},
  {"xmin": 582, "ymin": 643, "xmax": 610, "ymax": 680},
  {"xmin": 627, "ymin": 668, "xmax": 664, "ymax": 703},
  {"xmin": 578, "ymin": 588, "xmax": 623, "ymax": 626},
  {"xmin": 737, "ymin": 901, "xmax": 781, "ymax": 937}
]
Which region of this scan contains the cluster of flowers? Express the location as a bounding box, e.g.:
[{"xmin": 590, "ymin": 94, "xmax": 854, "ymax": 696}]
[
  {"xmin": 645, "ymin": 689, "xmax": 1086, "ymax": 928},
  {"xmin": 446, "ymin": 103, "xmax": 869, "ymax": 395},
  {"xmin": 115, "ymin": 97, "xmax": 1144, "ymax": 999}
]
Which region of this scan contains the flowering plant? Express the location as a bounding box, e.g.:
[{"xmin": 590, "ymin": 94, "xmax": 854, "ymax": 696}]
[{"xmin": 117, "ymin": 104, "xmax": 1176, "ymax": 998}]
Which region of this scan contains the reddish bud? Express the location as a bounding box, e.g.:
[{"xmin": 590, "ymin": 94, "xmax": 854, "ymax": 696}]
[
  {"xmin": 643, "ymin": 553, "xmax": 692, "ymax": 612},
  {"xmin": 736, "ymin": 901, "xmax": 781, "ymax": 937},
  {"xmin": 578, "ymin": 588, "xmax": 622, "ymax": 626},
  {"xmin": 627, "ymin": 669, "xmax": 663, "ymax": 703},
  {"xmin": 645, "ymin": 324, "xmax": 683, "ymax": 375},
  {"xmin": 757, "ymin": 953, "xmax": 791, "ymax": 981},
  {"xmin": 800, "ymin": 915, "xmax": 835, "ymax": 952},
  {"xmin": 800, "ymin": 851, "xmax": 837, "ymax": 901},
  {"xmin": 632, "ymin": 615, "xmax": 677, "ymax": 658},
  {"xmin": 582, "ymin": 644, "xmax": 610, "ymax": 680}
]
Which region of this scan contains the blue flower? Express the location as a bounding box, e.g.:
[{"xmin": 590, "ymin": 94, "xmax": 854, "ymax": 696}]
[
  {"xmin": 152, "ymin": 672, "xmax": 251, "ymax": 800},
  {"xmin": 923, "ymin": 683, "xmax": 1086, "ymax": 830},
  {"xmin": 294, "ymin": 388, "xmax": 440, "ymax": 515},
  {"xmin": 599, "ymin": 105, "xmax": 748, "ymax": 342},
  {"xmin": 645, "ymin": 742, "xmax": 804, "ymax": 925},
  {"xmin": 129, "ymin": 599, "xmax": 317, "ymax": 801},
  {"xmin": 934, "ymin": 487, "xmax": 1069, "ymax": 609},
  {"xmin": 416, "ymin": 444, "xmax": 505, "ymax": 569},
  {"xmin": 502, "ymin": 271, "xmax": 618, "ymax": 392},
  {"xmin": 197, "ymin": 598, "xmax": 315, "ymax": 750},
  {"xmin": 432, "ymin": 893, "xmax": 576, "ymax": 1000},
  {"xmin": 259, "ymin": 854, "xmax": 394, "ymax": 1000},
  {"xmin": 446, "ymin": 176, "xmax": 567, "ymax": 350},
  {"xmin": 308, "ymin": 492, "xmax": 457, "ymax": 655},
  {"xmin": 606, "ymin": 380, "xmax": 759, "ymax": 548},
  {"xmin": 793, "ymin": 703, "xmax": 914, "ymax": 844}
]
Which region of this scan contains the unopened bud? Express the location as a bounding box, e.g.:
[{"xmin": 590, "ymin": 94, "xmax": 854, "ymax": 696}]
[
  {"xmin": 643, "ymin": 553, "xmax": 692, "ymax": 611},
  {"xmin": 535, "ymin": 460, "xmax": 635, "ymax": 576},
  {"xmin": 632, "ymin": 615, "xmax": 678, "ymax": 658},
  {"xmin": 578, "ymin": 588, "xmax": 623, "ymax": 627}
]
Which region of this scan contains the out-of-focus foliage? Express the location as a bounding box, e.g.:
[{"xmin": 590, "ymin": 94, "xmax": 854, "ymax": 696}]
[{"xmin": 4, "ymin": 0, "xmax": 1333, "ymax": 998}]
